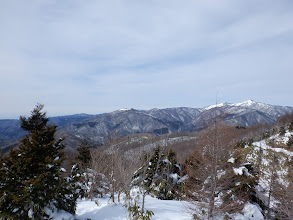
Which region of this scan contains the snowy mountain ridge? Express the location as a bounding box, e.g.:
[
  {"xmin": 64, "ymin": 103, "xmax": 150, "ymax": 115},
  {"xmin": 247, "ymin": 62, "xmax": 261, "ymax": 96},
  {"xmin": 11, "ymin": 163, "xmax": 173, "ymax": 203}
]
[
  {"xmin": 57, "ymin": 100, "xmax": 293, "ymax": 146},
  {"xmin": 0, "ymin": 100, "xmax": 292, "ymax": 149},
  {"xmin": 205, "ymin": 100, "xmax": 278, "ymax": 110}
]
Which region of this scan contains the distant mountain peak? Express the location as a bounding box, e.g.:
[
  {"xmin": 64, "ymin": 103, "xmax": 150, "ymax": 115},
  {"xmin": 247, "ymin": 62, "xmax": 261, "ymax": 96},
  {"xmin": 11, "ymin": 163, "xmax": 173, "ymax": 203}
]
[
  {"xmin": 204, "ymin": 102, "xmax": 231, "ymax": 110},
  {"xmin": 114, "ymin": 108, "xmax": 140, "ymax": 113},
  {"xmin": 243, "ymin": 99, "xmax": 256, "ymax": 105},
  {"xmin": 118, "ymin": 108, "xmax": 132, "ymax": 111},
  {"xmin": 233, "ymin": 100, "xmax": 257, "ymax": 106},
  {"xmin": 231, "ymin": 100, "xmax": 269, "ymax": 108}
]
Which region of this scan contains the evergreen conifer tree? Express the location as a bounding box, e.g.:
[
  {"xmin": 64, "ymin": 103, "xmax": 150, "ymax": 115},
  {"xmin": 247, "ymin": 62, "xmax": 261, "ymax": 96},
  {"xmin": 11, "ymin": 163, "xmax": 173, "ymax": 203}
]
[
  {"xmin": 0, "ymin": 104, "xmax": 78, "ymax": 219},
  {"xmin": 133, "ymin": 147, "xmax": 181, "ymax": 201},
  {"xmin": 76, "ymin": 140, "xmax": 91, "ymax": 170}
]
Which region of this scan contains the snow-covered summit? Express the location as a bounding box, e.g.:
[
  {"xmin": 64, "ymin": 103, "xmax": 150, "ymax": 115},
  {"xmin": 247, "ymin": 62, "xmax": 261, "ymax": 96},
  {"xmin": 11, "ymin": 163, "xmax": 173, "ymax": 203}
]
[
  {"xmin": 201, "ymin": 100, "xmax": 293, "ymax": 124},
  {"xmin": 233, "ymin": 100, "xmax": 257, "ymax": 106},
  {"xmin": 205, "ymin": 100, "xmax": 277, "ymax": 111},
  {"xmin": 111, "ymin": 108, "xmax": 140, "ymax": 115},
  {"xmin": 230, "ymin": 100, "xmax": 293, "ymax": 117},
  {"xmin": 232, "ymin": 100, "xmax": 268, "ymax": 108},
  {"xmin": 204, "ymin": 102, "xmax": 231, "ymax": 110},
  {"xmin": 114, "ymin": 108, "xmax": 139, "ymax": 113},
  {"xmin": 118, "ymin": 108, "xmax": 132, "ymax": 111},
  {"xmin": 203, "ymin": 100, "xmax": 265, "ymax": 110}
]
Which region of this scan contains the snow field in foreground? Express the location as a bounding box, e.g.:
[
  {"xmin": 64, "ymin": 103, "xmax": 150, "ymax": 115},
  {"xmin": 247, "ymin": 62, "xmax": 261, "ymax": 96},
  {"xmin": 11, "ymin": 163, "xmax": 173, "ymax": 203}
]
[
  {"xmin": 71, "ymin": 196, "xmax": 263, "ymax": 220},
  {"xmin": 75, "ymin": 195, "xmax": 192, "ymax": 220}
]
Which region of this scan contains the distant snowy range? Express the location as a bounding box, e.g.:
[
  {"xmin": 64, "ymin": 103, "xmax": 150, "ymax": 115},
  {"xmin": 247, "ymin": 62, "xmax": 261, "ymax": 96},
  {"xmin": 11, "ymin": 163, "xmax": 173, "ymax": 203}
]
[{"xmin": 0, "ymin": 100, "xmax": 293, "ymax": 151}]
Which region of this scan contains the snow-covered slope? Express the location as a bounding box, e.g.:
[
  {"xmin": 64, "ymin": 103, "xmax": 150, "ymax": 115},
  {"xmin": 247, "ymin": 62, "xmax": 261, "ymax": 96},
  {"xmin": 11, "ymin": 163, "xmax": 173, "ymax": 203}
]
[
  {"xmin": 241, "ymin": 128, "xmax": 293, "ymax": 218},
  {"xmin": 50, "ymin": 194, "xmax": 264, "ymax": 220},
  {"xmin": 75, "ymin": 195, "xmax": 191, "ymax": 220}
]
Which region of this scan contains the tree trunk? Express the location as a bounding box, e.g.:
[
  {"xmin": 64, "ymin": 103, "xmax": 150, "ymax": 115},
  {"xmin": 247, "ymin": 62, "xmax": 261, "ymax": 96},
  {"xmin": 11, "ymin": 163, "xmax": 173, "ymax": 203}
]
[
  {"xmin": 118, "ymin": 191, "xmax": 121, "ymax": 203},
  {"xmin": 266, "ymin": 152, "xmax": 277, "ymax": 219},
  {"xmin": 142, "ymin": 190, "xmax": 147, "ymax": 213}
]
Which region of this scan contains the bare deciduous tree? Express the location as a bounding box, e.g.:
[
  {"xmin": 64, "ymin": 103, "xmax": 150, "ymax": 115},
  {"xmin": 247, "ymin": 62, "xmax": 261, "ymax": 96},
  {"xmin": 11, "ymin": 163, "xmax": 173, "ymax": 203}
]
[{"xmin": 185, "ymin": 107, "xmax": 237, "ymax": 220}]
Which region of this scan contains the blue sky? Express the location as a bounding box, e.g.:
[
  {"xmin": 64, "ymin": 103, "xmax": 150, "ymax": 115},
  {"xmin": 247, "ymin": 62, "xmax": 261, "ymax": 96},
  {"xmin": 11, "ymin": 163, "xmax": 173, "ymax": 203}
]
[{"xmin": 1, "ymin": 0, "xmax": 293, "ymax": 118}]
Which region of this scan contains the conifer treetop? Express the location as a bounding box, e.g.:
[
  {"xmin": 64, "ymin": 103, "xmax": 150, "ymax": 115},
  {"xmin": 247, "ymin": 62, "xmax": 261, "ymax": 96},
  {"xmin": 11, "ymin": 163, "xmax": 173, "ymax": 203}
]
[
  {"xmin": 0, "ymin": 104, "xmax": 79, "ymax": 219},
  {"xmin": 20, "ymin": 103, "xmax": 50, "ymax": 132}
]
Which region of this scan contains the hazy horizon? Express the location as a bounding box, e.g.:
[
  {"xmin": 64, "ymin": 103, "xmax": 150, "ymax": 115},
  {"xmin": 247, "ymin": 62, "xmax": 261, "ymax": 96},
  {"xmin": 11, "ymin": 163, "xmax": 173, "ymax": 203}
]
[{"xmin": 1, "ymin": 99, "xmax": 292, "ymax": 120}]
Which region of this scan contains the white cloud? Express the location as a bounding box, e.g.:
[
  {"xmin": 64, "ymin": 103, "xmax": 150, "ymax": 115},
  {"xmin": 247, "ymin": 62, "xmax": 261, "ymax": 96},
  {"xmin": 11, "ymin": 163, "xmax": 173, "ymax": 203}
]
[{"xmin": 0, "ymin": 0, "xmax": 293, "ymax": 118}]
